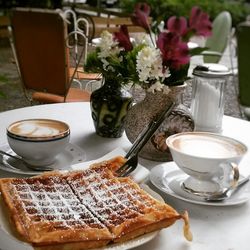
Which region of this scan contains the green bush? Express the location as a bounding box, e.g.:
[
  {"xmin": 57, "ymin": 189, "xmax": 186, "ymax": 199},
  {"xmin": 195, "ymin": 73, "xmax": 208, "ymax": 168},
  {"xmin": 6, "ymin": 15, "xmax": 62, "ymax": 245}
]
[{"xmin": 119, "ymin": 0, "xmax": 250, "ymax": 27}]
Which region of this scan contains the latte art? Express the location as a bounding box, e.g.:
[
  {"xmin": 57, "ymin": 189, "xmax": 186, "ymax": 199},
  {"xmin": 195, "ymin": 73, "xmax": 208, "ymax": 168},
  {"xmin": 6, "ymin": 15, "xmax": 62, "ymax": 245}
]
[
  {"xmin": 170, "ymin": 134, "xmax": 245, "ymax": 158},
  {"xmin": 12, "ymin": 123, "xmax": 61, "ymax": 137},
  {"xmin": 8, "ymin": 119, "xmax": 69, "ymax": 139}
]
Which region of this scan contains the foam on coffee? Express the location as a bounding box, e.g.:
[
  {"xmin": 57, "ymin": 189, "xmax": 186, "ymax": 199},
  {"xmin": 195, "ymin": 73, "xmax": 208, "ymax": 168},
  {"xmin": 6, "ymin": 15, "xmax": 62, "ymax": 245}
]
[
  {"xmin": 8, "ymin": 119, "xmax": 69, "ymax": 138},
  {"xmin": 170, "ymin": 133, "xmax": 246, "ymax": 158}
]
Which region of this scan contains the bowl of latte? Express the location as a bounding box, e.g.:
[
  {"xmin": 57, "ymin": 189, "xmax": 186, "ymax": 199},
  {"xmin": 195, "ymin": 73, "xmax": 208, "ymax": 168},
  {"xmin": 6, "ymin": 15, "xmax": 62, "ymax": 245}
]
[
  {"xmin": 166, "ymin": 132, "xmax": 247, "ymax": 197},
  {"xmin": 7, "ymin": 119, "xmax": 70, "ymax": 167}
]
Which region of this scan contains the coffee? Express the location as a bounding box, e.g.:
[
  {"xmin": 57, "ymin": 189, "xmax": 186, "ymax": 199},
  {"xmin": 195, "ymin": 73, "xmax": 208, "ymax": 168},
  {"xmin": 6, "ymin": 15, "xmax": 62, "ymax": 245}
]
[
  {"xmin": 170, "ymin": 133, "xmax": 245, "ymax": 158},
  {"xmin": 7, "ymin": 119, "xmax": 69, "ymax": 139},
  {"xmin": 7, "ymin": 119, "xmax": 70, "ymax": 167},
  {"xmin": 166, "ymin": 132, "xmax": 247, "ymax": 197}
]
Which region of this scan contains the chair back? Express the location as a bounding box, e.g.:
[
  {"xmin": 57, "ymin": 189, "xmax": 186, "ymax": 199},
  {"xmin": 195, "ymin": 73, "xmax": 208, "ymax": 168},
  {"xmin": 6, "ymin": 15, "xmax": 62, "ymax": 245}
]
[
  {"xmin": 10, "ymin": 8, "xmax": 70, "ymax": 96},
  {"xmin": 204, "ymin": 11, "xmax": 232, "ymax": 63},
  {"xmin": 63, "ymin": 9, "xmax": 89, "ymax": 65},
  {"xmin": 91, "ymin": 16, "xmax": 151, "ymax": 38}
]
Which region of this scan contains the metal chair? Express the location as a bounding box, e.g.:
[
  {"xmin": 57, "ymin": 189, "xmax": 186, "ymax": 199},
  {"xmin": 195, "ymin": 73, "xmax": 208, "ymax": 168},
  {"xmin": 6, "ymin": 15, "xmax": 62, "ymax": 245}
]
[
  {"xmin": 62, "ymin": 9, "xmax": 102, "ymax": 85},
  {"xmin": 9, "ymin": 8, "xmax": 93, "ymax": 104},
  {"xmin": 202, "ymin": 11, "xmax": 232, "ymax": 64}
]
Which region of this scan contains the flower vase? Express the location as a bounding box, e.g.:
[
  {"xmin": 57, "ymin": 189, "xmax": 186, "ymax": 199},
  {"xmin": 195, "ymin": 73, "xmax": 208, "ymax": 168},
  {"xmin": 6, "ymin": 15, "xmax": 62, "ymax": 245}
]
[
  {"xmin": 124, "ymin": 83, "xmax": 194, "ymax": 161},
  {"xmin": 90, "ymin": 79, "xmax": 133, "ymax": 138}
]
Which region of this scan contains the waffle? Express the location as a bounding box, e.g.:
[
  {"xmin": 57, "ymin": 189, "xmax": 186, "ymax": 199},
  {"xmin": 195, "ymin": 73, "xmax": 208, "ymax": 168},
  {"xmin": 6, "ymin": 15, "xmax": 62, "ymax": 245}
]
[{"xmin": 0, "ymin": 157, "xmax": 192, "ymax": 249}]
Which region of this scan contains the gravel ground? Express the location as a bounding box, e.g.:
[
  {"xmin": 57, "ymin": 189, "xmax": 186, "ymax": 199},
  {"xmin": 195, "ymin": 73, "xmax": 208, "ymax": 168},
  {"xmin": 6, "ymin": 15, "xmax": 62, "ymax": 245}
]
[
  {"xmin": 0, "ymin": 42, "xmax": 30, "ymax": 111},
  {"xmin": 0, "ymin": 40, "xmax": 244, "ymax": 120}
]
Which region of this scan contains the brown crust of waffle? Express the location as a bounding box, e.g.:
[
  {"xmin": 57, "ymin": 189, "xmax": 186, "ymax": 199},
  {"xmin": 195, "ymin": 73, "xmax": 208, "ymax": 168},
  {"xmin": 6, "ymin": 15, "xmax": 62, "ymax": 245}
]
[
  {"xmin": 0, "ymin": 157, "xmax": 187, "ymax": 250},
  {"xmin": 33, "ymin": 239, "xmax": 110, "ymax": 250},
  {"xmin": 0, "ymin": 178, "xmax": 31, "ymax": 241},
  {"xmin": 113, "ymin": 217, "xmax": 180, "ymax": 243},
  {"xmin": 89, "ymin": 156, "xmax": 127, "ymax": 173}
]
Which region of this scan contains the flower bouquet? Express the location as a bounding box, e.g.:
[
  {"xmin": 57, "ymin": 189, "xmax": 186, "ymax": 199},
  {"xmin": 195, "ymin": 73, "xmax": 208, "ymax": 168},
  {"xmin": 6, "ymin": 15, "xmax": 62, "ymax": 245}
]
[{"xmin": 85, "ymin": 3, "xmax": 212, "ymax": 93}]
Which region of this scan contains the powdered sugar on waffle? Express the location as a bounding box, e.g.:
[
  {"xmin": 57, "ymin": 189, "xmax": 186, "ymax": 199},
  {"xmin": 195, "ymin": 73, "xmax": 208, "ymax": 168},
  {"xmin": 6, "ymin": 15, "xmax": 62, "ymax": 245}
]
[
  {"xmin": 9, "ymin": 167, "xmax": 159, "ymax": 234},
  {"xmin": 67, "ymin": 168, "xmax": 155, "ymax": 229},
  {"xmin": 11, "ymin": 176, "xmax": 106, "ymax": 230}
]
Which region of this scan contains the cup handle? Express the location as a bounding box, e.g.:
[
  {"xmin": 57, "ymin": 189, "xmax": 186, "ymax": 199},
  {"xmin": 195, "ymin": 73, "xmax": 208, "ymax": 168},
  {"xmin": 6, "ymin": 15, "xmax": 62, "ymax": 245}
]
[
  {"xmin": 229, "ymin": 162, "xmax": 240, "ymax": 187},
  {"xmin": 221, "ymin": 162, "xmax": 239, "ymax": 189}
]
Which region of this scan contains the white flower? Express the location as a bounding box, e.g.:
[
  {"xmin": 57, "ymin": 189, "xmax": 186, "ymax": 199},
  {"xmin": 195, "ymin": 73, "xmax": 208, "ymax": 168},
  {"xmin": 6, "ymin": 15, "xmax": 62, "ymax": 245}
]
[
  {"xmin": 97, "ymin": 31, "xmax": 121, "ymax": 71},
  {"xmin": 147, "ymin": 81, "xmax": 171, "ymax": 94},
  {"xmin": 134, "ymin": 33, "xmax": 153, "ymax": 47},
  {"xmin": 136, "ymin": 46, "xmax": 169, "ymax": 83}
]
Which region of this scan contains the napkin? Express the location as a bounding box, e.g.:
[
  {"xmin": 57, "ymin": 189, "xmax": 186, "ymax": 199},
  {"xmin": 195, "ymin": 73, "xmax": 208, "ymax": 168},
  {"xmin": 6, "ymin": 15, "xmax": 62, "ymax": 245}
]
[{"xmin": 71, "ymin": 148, "xmax": 149, "ymax": 183}]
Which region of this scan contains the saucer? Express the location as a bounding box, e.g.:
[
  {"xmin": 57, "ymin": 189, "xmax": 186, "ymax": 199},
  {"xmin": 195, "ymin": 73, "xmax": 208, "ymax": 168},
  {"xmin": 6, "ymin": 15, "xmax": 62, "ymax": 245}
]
[
  {"xmin": 0, "ymin": 143, "xmax": 86, "ymax": 175},
  {"xmin": 150, "ymin": 162, "xmax": 250, "ymax": 206}
]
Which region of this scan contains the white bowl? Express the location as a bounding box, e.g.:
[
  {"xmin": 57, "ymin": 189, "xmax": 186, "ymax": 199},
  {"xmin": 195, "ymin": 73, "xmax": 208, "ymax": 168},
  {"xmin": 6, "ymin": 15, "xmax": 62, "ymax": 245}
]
[{"xmin": 7, "ymin": 119, "xmax": 70, "ymax": 167}]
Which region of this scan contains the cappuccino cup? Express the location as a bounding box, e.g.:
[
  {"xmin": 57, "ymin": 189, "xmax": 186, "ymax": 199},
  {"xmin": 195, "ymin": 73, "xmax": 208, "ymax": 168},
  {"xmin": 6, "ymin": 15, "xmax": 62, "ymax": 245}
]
[
  {"xmin": 7, "ymin": 119, "xmax": 70, "ymax": 167},
  {"xmin": 166, "ymin": 132, "xmax": 247, "ymax": 197}
]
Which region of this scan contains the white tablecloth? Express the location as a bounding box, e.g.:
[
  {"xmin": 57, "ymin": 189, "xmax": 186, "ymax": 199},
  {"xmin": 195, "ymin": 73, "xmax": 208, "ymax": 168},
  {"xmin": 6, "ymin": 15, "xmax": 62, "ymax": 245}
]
[{"xmin": 0, "ymin": 102, "xmax": 250, "ymax": 250}]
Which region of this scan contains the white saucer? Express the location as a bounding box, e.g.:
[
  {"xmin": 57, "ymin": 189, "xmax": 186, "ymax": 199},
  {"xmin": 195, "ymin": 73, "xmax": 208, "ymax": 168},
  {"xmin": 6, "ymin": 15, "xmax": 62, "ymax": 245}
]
[
  {"xmin": 0, "ymin": 143, "xmax": 86, "ymax": 175},
  {"xmin": 150, "ymin": 162, "xmax": 250, "ymax": 206}
]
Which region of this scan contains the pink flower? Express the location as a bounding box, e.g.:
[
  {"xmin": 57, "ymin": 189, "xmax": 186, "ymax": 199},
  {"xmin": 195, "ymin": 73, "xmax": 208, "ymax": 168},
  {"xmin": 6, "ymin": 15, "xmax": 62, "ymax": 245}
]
[
  {"xmin": 131, "ymin": 3, "xmax": 151, "ymax": 32},
  {"xmin": 113, "ymin": 25, "xmax": 133, "ymax": 51},
  {"xmin": 157, "ymin": 32, "xmax": 189, "ymax": 70},
  {"xmin": 189, "ymin": 6, "xmax": 212, "ymax": 36},
  {"xmin": 167, "ymin": 16, "xmax": 188, "ymax": 36}
]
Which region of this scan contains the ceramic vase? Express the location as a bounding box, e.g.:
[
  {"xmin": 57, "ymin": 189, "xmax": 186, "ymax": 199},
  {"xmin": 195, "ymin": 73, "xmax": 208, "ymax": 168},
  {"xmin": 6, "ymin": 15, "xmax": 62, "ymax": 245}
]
[
  {"xmin": 124, "ymin": 83, "xmax": 194, "ymax": 161},
  {"xmin": 90, "ymin": 78, "xmax": 133, "ymax": 138}
]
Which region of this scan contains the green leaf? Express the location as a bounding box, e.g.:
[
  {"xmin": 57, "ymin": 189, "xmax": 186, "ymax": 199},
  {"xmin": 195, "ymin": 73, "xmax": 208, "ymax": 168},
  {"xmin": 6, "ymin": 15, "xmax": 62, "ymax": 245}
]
[{"xmin": 84, "ymin": 51, "xmax": 104, "ymax": 74}]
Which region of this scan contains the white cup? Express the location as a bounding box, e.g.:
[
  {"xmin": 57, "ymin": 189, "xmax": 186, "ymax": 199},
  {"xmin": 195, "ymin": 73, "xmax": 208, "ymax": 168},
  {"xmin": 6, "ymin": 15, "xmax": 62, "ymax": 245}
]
[
  {"xmin": 166, "ymin": 132, "xmax": 248, "ymax": 197},
  {"xmin": 7, "ymin": 119, "xmax": 70, "ymax": 167}
]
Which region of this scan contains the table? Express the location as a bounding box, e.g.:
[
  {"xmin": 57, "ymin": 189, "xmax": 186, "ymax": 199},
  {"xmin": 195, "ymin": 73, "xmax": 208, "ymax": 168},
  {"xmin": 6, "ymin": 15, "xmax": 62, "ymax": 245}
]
[{"xmin": 0, "ymin": 102, "xmax": 250, "ymax": 250}]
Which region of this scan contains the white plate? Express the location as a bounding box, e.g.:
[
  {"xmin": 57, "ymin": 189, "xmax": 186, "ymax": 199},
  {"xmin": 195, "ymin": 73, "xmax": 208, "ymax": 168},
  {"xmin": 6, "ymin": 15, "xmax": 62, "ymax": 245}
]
[
  {"xmin": 150, "ymin": 162, "xmax": 250, "ymax": 206},
  {"xmin": 0, "ymin": 185, "xmax": 159, "ymax": 250},
  {"xmin": 0, "ymin": 143, "xmax": 86, "ymax": 175}
]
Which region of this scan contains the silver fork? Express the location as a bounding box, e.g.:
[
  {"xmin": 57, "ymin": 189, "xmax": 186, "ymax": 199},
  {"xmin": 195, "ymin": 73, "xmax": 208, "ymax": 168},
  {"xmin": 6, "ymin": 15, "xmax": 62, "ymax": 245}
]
[{"xmin": 116, "ymin": 102, "xmax": 175, "ymax": 177}]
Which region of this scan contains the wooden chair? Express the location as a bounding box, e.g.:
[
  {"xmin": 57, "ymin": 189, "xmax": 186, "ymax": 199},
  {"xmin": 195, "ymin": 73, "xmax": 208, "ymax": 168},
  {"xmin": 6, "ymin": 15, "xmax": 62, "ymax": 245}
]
[
  {"xmin": 91, "ymin": 15, "xmax": 151, "ymax": 38},
  {"xmin": 9, "ymin": 8, "xmax": 94, "ymax": 104}
]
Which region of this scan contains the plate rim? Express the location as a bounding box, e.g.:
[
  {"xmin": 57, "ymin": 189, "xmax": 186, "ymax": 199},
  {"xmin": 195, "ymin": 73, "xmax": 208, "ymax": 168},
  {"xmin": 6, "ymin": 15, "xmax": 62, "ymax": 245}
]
[{"xmin": 150, "ymin": 162, "xmax": 250, "ymax": 207}]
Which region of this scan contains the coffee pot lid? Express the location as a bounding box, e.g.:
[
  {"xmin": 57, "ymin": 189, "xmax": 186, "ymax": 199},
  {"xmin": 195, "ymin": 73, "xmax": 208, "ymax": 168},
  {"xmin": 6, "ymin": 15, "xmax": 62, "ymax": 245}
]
[{"xmin": 193, "ymin": 63, "xmax": 231, "ymax": 78}]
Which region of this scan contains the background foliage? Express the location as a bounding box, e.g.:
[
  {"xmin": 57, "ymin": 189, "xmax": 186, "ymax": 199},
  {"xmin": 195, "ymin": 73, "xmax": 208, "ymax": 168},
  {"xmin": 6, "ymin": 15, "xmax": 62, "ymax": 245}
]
[{"xmin": 119, "ymin": 0, "xmax": 250, "ymax": 27}]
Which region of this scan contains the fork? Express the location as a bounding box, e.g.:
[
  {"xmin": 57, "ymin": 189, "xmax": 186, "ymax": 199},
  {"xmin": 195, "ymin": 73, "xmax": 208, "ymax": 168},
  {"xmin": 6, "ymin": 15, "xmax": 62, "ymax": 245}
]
[{"xmin": 116, "ymin": 102, "xmax": 175, "ymax": 177}]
